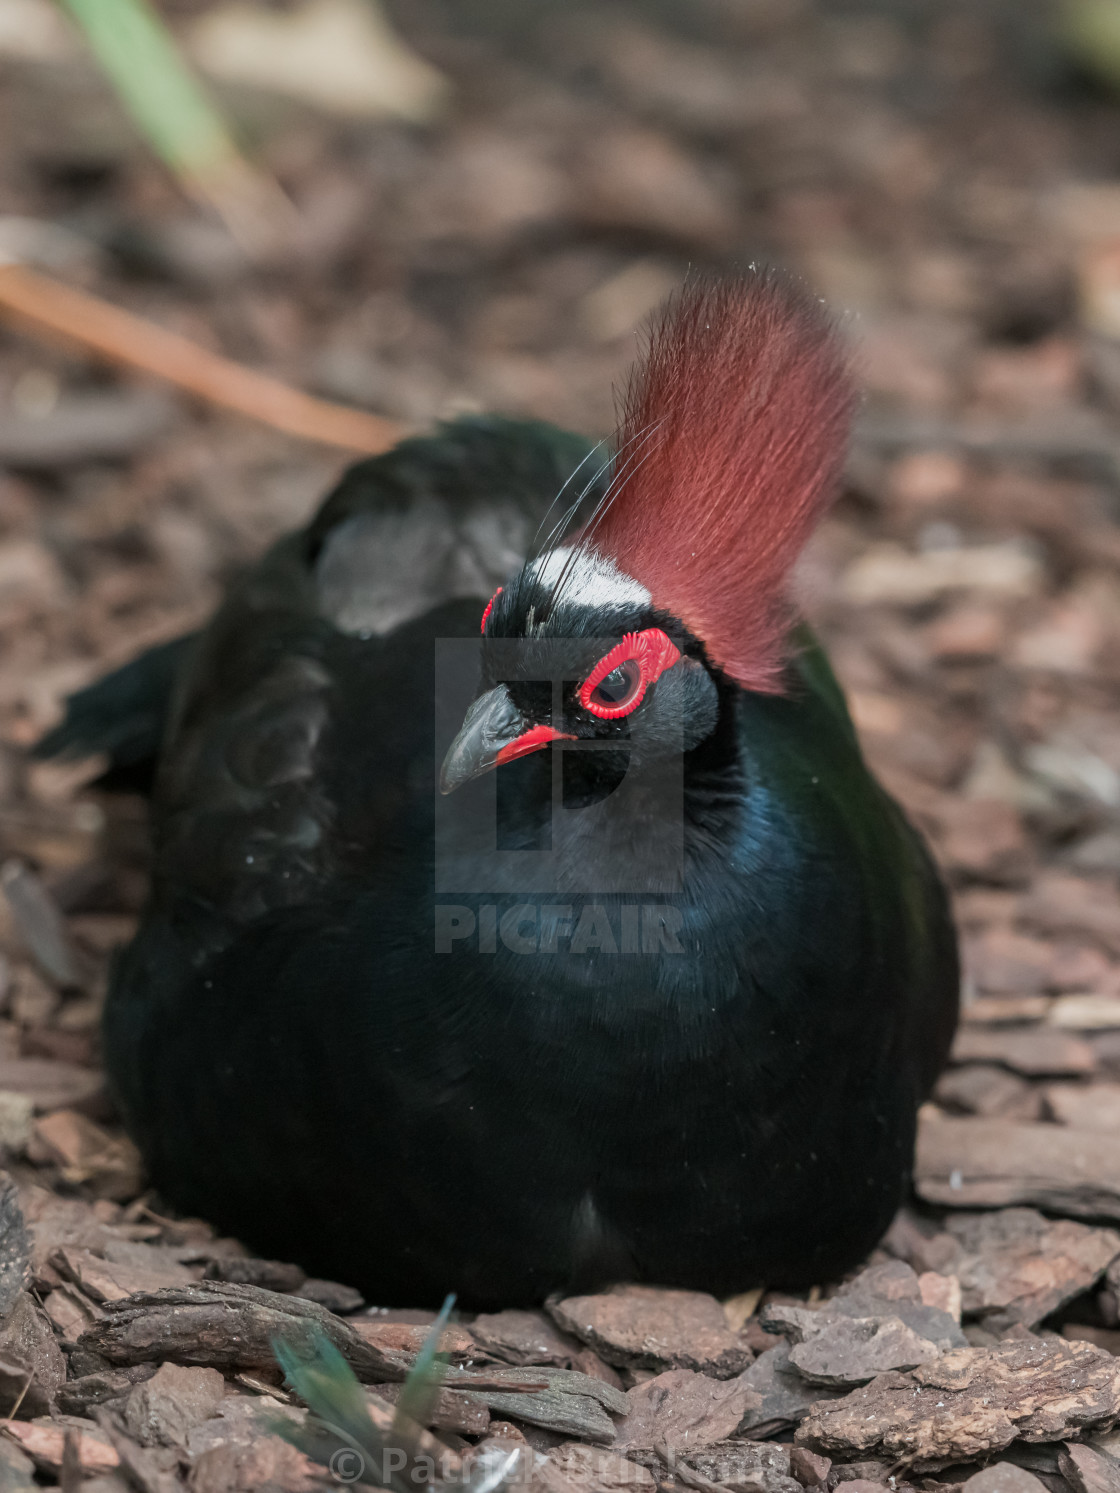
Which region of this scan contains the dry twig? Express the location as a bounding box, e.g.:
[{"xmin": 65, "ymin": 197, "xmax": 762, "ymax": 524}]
[{"xmin": 0, "ymin": 263, "xmax": 406, "ymax": 454}]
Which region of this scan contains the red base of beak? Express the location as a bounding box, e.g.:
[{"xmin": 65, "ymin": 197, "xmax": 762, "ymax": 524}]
[{"xmin": 495, "ymin": 723, "xmax": 576, "ymax": 766}]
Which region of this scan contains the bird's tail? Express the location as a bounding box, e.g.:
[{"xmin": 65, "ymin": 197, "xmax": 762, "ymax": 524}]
[{"xmin": 33, "ymin": 632, "xmax": 198, "ymax": 791}]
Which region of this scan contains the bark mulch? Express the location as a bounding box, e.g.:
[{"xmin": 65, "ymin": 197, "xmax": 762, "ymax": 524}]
[{"xmin": 3, "ymin": 0, "xmax": 1120, "ymax": 1488}]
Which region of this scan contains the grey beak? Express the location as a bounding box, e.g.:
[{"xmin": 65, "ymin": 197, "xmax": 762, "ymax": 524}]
[{"xmin": 440, "ymin": 685, "xmax": 574, "ymax": 794}]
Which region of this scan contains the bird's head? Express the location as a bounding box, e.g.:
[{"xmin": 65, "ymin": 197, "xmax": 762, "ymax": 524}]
[{"xmin": 440, "ymin": 269, "xmax": 855, "ymax": 795}]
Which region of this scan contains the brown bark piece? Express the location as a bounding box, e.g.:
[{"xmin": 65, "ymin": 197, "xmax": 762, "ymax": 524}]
[
  {"xmin": 33, "ymin": 1111, "xmax": 142, "ymax": 1201},
  {"xmin": 56, "ymin": 1364, "xmax": 157, "ymax": 1417},
  {"xmin": 612, "ymin": 1369, "xmax": 760, "ymax": 1453},
  {"xmin": 943, "ymin": 1208, "xmax": 1120, "ymax": 1329},
  {"xmin": 188, "ymin": 1435, "xmax": 322, "ymax": 1493},
  {"xmin": 185, "ymin": 1395, "xmax": 324, "ymax": 1491},
  {"xmin": 1020, "ymin": 875, "xmax": 1120, "ymax": 956},
  {"xmin": 372, "ymin": 1381, "xmax": 491, "ymax": 1436},
  {"xmin": 1046, "ymin": 1085, "xmax": 1120, "ymax": 1131},
  {"xmin": 546, "ymin": 1442, "xmax": 656, "ymax": 1490},
  {"xmin": 203, "ymin": 1257, "xmax": 305, "ymax": 1293},
  {"xmin": 918, "ymin": 1273, "xmax": 962, "ymax": 1321},
  {"xmin": 936, "ymin": 1065, "xmax": 1042, "ymax": 1120},
  {"xmin": 50, "ymin": 1243, "xmax": 195, "ymax": 1303},
  {"xmin": 1, "ymin": 1416, "xmax": 119, "ymax": 1473},
  {"xmin": 0, "ymin": 1178, "xmax": 29, "ymax": 1320},
  {"xmin": 674, "ymin": 1440, "xmax": 801, "ymax": 1493},
  {"xmin": 760, "ymin": 1291, "xmax": 963, "ymax": 1357},
  {"xmin": 293, "ymin": 1278, "xmax": 364, "ymax": 1313},
  {"xmin": 76, "ymin": 1280, "xmax": 411, "ymax": 1380},
  {"xmin": 1060, "ymin": 1442, "xmax": 1120, "ymax": 1493},
  {"xmin": 551, "ymin": 1285, "xmax": 753, "ymax": 1378},
  {"xmin": 916, "ymin": 1114, "xmax": 1120, "ymax": 1218},
  {"xmin": 796, "ymin": 1336, "xmax": 1120, "ymax": 1470},
  {"xmin": 837, "ymin": 1261, "xmax": 923, "ymax": 1303},
  {"xmin": 0, "ymin": 1292, "xmax": 65, "ymax": 1418},
  {"xmin": 787, "ymin": 1315, "xmax": 939, "ymax": 1386},
  {"xmin": 950, "ymin": 1027, "xmax": 1096, "ymax": 1076},
  {"xmin": 960, "ymin": 1464, "xmax": 1050, "ymax": 1493},
  {"xmin": 122, "ymin": 1362, "xmax": 225, "ymax": 1447},
  {"xmin": 473, "ymin": 1308, "xmax": 580, "ymax": 1367},
  {"xmin": 349, "ymin": 1318, "xmax": 475, "ymax": 1362},
  {"xmin": 789, "ymin": 1446, "xmax": 831, "ymax": 1487},
  {"xmin": 736, "ymin": 1340, "xmax": 847, "ymax": 1438},
  {"xmin": 0, "ymin": 1058, "xmax": 103, "ymax": 1113},
  {"xmin": 455, "ymin": 1366, "xmax": 626, "ymax": 1444}
]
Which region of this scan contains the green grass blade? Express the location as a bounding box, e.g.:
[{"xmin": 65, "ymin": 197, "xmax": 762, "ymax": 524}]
[
  {"xmin": 274, "ymin": 1326, "xmax": 384, "ymax": 1462},
  {"xmin": 56, "ymin": 0, "xmax": 296, "ymax": 253},
  {"xmin": 58, "ymin": 0, "xmax": 236, "ymax": 177},
  {"xmin": 391, "ymin": 1293, "xmax": 456, "ymax": 1440}
]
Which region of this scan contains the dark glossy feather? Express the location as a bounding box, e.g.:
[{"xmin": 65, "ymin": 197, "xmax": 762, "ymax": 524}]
[{"xmin": 39, "ymin": 375, "xmax": 956, "ymax": 1307}]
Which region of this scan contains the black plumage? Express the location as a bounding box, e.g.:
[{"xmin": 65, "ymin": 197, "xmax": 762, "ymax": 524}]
[{"xmin": 40, "ymin": 279, "xmax": 958, "ymax": 1308}]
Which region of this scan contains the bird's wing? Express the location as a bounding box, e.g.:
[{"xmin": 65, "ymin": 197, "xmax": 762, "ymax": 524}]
[
  {"xmin": 98, "ymin": 417, "xmax": 604, "ymax": 940},
  {"xmin": 35, "ymin": 416, "xmax": 605, "ymax": 781},
  {"xmin": 32, "ymin": 632, "xmax": 200, "ymax": 790}
]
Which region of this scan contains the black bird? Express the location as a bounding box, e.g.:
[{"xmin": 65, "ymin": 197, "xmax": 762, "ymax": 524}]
[{"xmin": 39, "ymin": 273, "xmax": 958, "ymax": 1308}]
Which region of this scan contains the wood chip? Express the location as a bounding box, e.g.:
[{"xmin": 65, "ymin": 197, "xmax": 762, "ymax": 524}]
[
  {"xmin": 0, "ymin": 1291, "xmax": 65, "ymax": 1416},
  {"xmin": 545, "ymin": 1442, "xmax": 655, "ymax": 1491},
  {"xmin": 49, "ymin": 1242, "xmax": 195, "ymax": 1303},
  {"xmin": 0, "ymin": 1175, "xmax": 29, "ymax": 1318},
  {"xmin": 942, "ymin": 1208, "xmax": 1120, "ymax": 1328},
  {"xmin": 787, "ymin": 1315, "xmax": 940, "ymax": 1387},
  {"xmin": 936, "ymin": 1064, "xmax": 1042, "ymax": 1120},
  {"xmin": 76, "ymin": 1280, "xmax": 411, "ymax": 1380},
  {"xmin": 122, "ymin": 1361, "xmax": 225, "ymax": 1447},
  {"xmin": 950, "ymin": 1027, "xmax": 1097, "ymax": 1076},
  {"xmin": 454, "ymin": 1366, "xmax": 627, "ymax": 1445},
  {"xmin": 916, "ymin": 1113, "xmax": 1120, "ymax": 1217},
  {"xmin": 349, "ymin": 1318, "xmax": 475, "ymax": 1362},
  {"xmin": 292, "ymin": 1277, "xmax": 363, "ymax": 1313},
  {"xmin": 961, "ymin": 1465, "xmax": 1050, "ymax": 1493},
  {"xmin": 33, "ymin": 1111, "xmax": 142, "ymax": 1200},
  {"xmin": 674, "ymin": 1440, "xmax": 802, "ymax": 1493},
  {"xmin": 55, "ymin": 1364, "xmax": 158, "ymax": 1417},
  {"xmin": 1, "ymin": 1417, "xmax": 119, "ymax": 1473},
  {"xmin": 612, "ymin": 1368, "xmax": 761, "ymax": 1454},
  {"xmin": 0, "ymin": 1057, "xmax": 102, "ymax": 1112},
  {"xmin": 372, "ymin": 1381, "xmax": 490, "ymax": 1437},
  {"xmin": 736, "ymin": 1339, "xmax": 847, "ymax": 1437},
  {"xmin": 1061, "ymin": 1442, "xmax": 1120, "ymax": 1493},
  {"xmin": 796, "ymin": 1336, "xmax": 1120, "ymax": 1470},
  {"xmin": 550, "ymin": 1284, "xmax": 753, "ymax": 1378},
  {"xmin": 918, "ymin": 1272, "xmax": 962, "ymax": 1322},
  {"xmin": 789, "ymin": 1446, "xmax": 832, "ymax": 1487},
  {"xmin": 1050, "ymin": 996, "xmax": 1120, "ymax": 1029},
  {"xmin": 472, "ymin": 1308, "xmax": 579, "ymax": 1367},
  {"xmin": 203, "ymin": 1257, "xmax": 305, "ymax": 1293}
]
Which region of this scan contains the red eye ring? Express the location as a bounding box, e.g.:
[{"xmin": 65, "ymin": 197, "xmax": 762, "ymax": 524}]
[
  {"xmin": 480, "ymin": 587, "xmax": 503, "ymax": 634},
  {"xmin": 579, "ymin": 629, "xmax": 682, "ymax": 719}
]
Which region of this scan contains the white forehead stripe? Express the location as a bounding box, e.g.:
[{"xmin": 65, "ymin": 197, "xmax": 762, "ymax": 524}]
[{"xmin": 523, "ymin": 547, "xmax": 651, "ymax": 620}]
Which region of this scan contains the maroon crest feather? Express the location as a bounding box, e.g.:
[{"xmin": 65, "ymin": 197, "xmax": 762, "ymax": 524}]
[{"xmin": 586, "ymin": 272, "xmax": 855, "ymax": 693}]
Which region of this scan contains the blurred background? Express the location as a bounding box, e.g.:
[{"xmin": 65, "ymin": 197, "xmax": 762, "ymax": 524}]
[{"xmin": 3, "ymin": 0, "xmax": 1120, "ymax": 1147}]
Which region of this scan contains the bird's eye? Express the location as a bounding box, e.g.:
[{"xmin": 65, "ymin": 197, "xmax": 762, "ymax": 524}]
[
  {"xmin": 590, "ymin": 661, "xmax": 641, "ymax": 712},
  {"xmin": 578, "ymin": 629, "xmax": 682, "ymax": 720}
]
